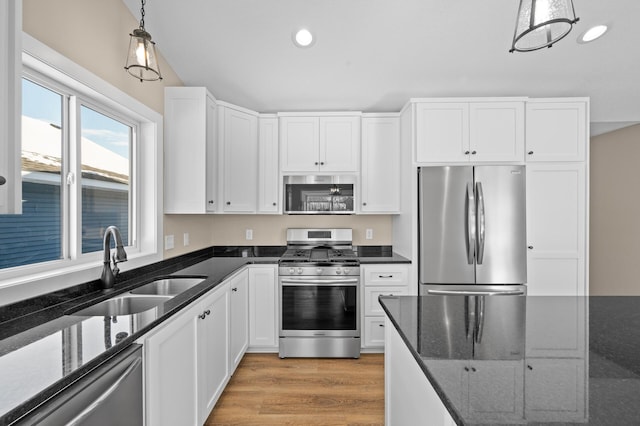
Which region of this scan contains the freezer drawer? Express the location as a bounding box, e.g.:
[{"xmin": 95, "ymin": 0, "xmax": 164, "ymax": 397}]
[{"xmin": 16, "ymin": 344, "xmax": 143, "ymax": 426}]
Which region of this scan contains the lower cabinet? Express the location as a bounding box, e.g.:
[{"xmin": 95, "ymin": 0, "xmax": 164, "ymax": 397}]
[
  {"xmin": 385, "ymin": 316, "xmax": 456, "ymax": 426},
  {"xmin": 248, "ymin": 265, "xmax": 278, "ymax": 350},
  {"xmin": 144, "ymin": 281, "xmax": 230, "ymax": 426},
  {"xmin": 229, "ymin": 269, "xmax": 249, "ymax": 374}
]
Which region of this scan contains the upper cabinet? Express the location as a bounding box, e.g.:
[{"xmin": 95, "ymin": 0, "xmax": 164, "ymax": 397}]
[
  {"xmin": 164, "ymin": 87, "xmax": 218, "ymax": 214},
  {"xmin": 218, "ymin": 103, "xmax": 259, "ymax": 213},
  {"xmin": 414, "ymin": 100, "xmax": 524, "ymax": 164},
  {"xmin": 257, "ymin": 116, "xmax": 280, "ymax": 213},
  {"xmin": 280, "ymin": 114, "xmax": 361, "ymax": 173},
  {"xmin": 525, "ymin": 100, "xmax": 587, "ymax": 162},
  {"xmin": 0, "ymin": 0, "xmax": 21, "ymax": 214},
  {"xmin": 360, "ymin": 115, "xmax": 400, "ymax": 213}
]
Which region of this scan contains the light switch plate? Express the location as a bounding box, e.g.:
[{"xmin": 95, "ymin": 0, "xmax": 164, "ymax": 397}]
[
  {"xmin": 246, "ymin": 229, "xmax": 253, "ymax": 240},
  {"xmin": 165, "ymin": 235, "xmax": 174, "ymax": 250},
  {"xmin": 366, "ymin": 228, "xmax": 373, "ymax": 240},
  {"xmin": 183, "ymin": 233, "xmax": 189, "ymax": 246}
]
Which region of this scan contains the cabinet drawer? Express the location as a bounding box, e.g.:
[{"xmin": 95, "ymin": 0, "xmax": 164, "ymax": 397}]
[
  {"xmin": 364, "ymin": 316, "xmax": 386, "ymax": 347},
  {"xmin": 363, "ymin": 265, "xmax": 409, "ymax": 286},
  {"xmin": 364, "ymin": 286, "xmax": 409, "ymax": 316}
]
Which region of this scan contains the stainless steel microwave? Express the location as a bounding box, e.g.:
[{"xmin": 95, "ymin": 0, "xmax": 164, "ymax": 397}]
[{"xmin": 284, "ymin": 175, "xmax": 356, "ymax": 214}]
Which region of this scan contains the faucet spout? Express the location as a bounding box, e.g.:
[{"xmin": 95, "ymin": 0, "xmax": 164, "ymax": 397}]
[{"xmin": 101, "ymin": 226, "xmax": 128, "ymax": 290}]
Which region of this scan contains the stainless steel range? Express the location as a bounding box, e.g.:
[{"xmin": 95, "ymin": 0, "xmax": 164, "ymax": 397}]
[{"xmin": 279, "ymin": 228, "xmax": 361, "ymax": 358}]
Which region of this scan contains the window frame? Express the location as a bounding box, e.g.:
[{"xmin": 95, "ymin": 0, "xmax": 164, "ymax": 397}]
[{"xmin": 0, "ymin": 33, "xmax": 163, "ymax": 303}]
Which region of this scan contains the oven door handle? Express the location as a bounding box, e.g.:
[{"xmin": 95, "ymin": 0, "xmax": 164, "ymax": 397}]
[{"xmin": 280, "ymin": 278, "xmax": 359, "ymax": 285}]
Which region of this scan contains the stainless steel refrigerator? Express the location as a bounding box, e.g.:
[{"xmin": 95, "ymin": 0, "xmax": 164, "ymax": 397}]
[{"xmin": 418, "ymin": 165, "xmax": 527, "ymax": 296}]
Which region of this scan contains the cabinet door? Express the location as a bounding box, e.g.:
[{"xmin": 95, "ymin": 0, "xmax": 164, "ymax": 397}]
[
  {"xmin": 248, "ymin": 265, "xmax": 278, "ymax": 349},
  {"xmin": 229, "ymin": 270, "xmax": 249, "ymax": 373},
  {"xmin": 468, "ymin": 361, "xmax": 524, "ymax": 423},
  {"xmin": 319, "ymin": 116, "xmax": 360, "ymax": 172},
  {"xmin": 257, "ymin": 117, "xmax": 280, "ymax": 213},
  {"xmin": 525, "ymin": 358, "xmax": 586, "ymax": 423},
  {"xmin": 221, "ymin": 107, "xmax": 258, "ymax": 212},
  {"xmin": 164, "ymin": 87, "xmax": 210, "ymax": 214},
  {"xmin": 361, "ymin": 117, "xmax": 400, "ymax": 213},
  {"xmin": 469, "ymin": 102, "xmax": 524, "ymax": 162},
  {"xmin": 205, "ymin": 96, "xmax": 218, "ymax": 212},
  {"xmin": 526, "ymin": 101, "xmax": 587, "ymax": 162},
  {"xmin": 145, "ymin": 304, "xmax": 199, "ymax": 426},
  {"xmin": 526, "ymin": 164, "xmax": 586, "ymax": 296},
  {"xmin": 280, "ymin": 117, "xmax": 320, "ymax": 172},
  {"xmin": 526, "ymin": 296, "xmax": 586, "ymax": 358},
  {"xmin": 363, "ymin": 316, "xmax": 386, "ymax": 347},
  {"xmin": 415, "ymin": 103, "xmax": 469, "ymax": 163},
  {"xmin": 197, "ymin": 284, "xmax": 231, "ymax": 424},
  {"xmin": 364, "ymin": 286, "xmax": 409, "ymax": 316}
]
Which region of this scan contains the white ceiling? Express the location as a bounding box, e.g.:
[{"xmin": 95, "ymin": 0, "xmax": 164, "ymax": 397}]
[{"xmin": 123, "ymin": 0, "xmax": 640, "ymax": 136}]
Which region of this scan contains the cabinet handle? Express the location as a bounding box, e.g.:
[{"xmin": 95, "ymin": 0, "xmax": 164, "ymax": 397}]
[
  {"xmin": 464, "ymin": 366, "xmax": 469, "ymax": 372},
  {"xmin": 378, "ymin": 324, "xmax": 384, "ymax": 327},
  {"xmin": 199, "ymin": 312, "xmax": 206, "ymax": 320},
  {"xmin": 528, "ymin": 151, "xmax": 534, "ymax": 155},
  {"xmin": 232, "ymin": 287, "xmax": 238, "ymax": 292},
  {"xmin": 527, "ymin": 365, "xmax": 533, "ymax": 370},
  {"xmin": 226, "ymin": 201, "xmax": 231, "ymax": 205},
  {"xmin": 0, "ymin": 176, "xmax": 5, "ymax": 186},
  {"xmin": 528, "ymin": 245, "xmax": 533, "ymax": 250},
  {"xmin": 315, "ymin": 162, "xmax": 319, "ymax": 165},
  {"xmin": 471, "ymin": 151, "xmax": 477, "ymax": 155},
  {"xmin": 272, "ymin": 202, "xmax": 276, "ymax": 206},
  {"xmin": 464, "ymin": 151, "xmax": 470, "ymax": 155},
  {"xmin": 363, "ymin": 202, "xmax": 367, "ymax": 206},
  {"xmin": 208, "ymin": 200, "xmax": 214, "ymax": 204},
  {"xmin": 379, "ymin": 274, "xmax": 393, "ymax": 278},
  {"xmin": 320, "ymin": 162, "xmax": 325, "ymax": 165},
  {"xmin": 471, "ymin": 367, "xmax": 477, "ymax": 372}
]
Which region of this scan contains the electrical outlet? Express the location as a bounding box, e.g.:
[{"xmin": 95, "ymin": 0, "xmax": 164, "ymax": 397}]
[
  {"xmin": 165, "ymin": 235, "xmax": 174, "ymax": 250},
  {"xmin": 246, "ymin": 229, "xmax": 253, "ymax": 241},
  {"xmin": 366, "ymin": 228, "xmax": 373, "ymax": 240},
  {"xmin": 183, "ymin": 233, "xmax": 190, "ymax": 246}
]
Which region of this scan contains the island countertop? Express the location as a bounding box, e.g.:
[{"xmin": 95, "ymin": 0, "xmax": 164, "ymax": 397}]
[{"xmin": 379, "ymin": 294, "xmax": 640, "ymax": 425}]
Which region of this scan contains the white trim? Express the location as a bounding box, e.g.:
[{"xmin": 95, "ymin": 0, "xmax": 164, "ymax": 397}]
[{"xmin": 0, "ymin": 33, "xmax": 163, "ymax": 305}]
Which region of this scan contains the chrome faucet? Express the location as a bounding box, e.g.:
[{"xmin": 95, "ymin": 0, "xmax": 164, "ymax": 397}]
[{"xmin": 101, "ymin": 226, "xmax": 128, "ymax": 291}]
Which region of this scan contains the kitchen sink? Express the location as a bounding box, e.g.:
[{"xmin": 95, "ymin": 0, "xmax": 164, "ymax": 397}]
[
  {"xmin": 129, "ymin": 277, "xmax": 205, "ymax": 296},
  {"xmin": 69, "ymin": 294, "xmax": 172, "ymax": 316}
]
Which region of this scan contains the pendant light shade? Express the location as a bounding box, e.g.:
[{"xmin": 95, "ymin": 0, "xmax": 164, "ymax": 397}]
[
  {"xmin": 125, "ymin": 0, "xmax": 162, "ymax": 82},
  {"xmin": 510, "ymin": 0, "xmax": 579, "ymax": 52}
]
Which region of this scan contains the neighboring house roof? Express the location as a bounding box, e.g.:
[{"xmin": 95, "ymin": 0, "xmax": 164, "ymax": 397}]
[{"xmin": 21, "ymin": 116, "xmax": 129, "ymax": 185}]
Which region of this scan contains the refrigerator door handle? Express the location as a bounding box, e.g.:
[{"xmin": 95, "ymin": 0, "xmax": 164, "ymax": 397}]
[
  {"xmin": 476, "ymin": 181, "xmax": 486, "ymax": 264},
  {"xmin": 466, "ymin": 182, "xmax": 476, "ymax": 264},
  {"xmin": 475, "ymin": 296, "xmax": 485, "ymax": 344},
  {"xmin": 427, "ymin": 289, "xmax": 526, "ymax": 296}
]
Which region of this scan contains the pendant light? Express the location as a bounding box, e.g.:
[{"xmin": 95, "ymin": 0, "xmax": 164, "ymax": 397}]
[
  {"xmin": 125, "ymin": 0, "xmax": 162, "ymax": 82},
  {"xmin": 509, "ymin": 0, "xmax": 579, "ymax": 52}
]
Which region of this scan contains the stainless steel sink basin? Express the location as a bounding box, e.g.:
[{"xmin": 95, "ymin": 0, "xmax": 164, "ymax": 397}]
[
  {"xmin": 130, "ymin": 277, "xmax": 205, "ymax": 296},
  {"xmin": 70, "ymin": 294, "xmax": 171, "ymax": 316}
]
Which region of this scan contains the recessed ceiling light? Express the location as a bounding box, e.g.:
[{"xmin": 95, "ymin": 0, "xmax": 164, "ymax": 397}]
[
  {"xmin": 578, "ymin": 25, "xmax": 608, "ymax": 43},
  {"xmin": 293, "ymin": 28, "xmax": 314, "ymax": 48}
]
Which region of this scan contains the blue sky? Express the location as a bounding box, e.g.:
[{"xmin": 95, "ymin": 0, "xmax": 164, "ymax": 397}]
[{"xmin": 22, "ymin": 78, "xmax": 130, "ymax": 158}]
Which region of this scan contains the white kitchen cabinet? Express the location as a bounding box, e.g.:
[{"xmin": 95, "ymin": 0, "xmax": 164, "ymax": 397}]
[
  {"xmin": 414, "ymin": 100, "xmax": 524, "ymax": 164},
  {"xmin": 525, "ymin": 100, "xmax": 587, "ymax": 162},
  {"xmin": 248, "ymin": 265, "xmax": 278, "ymax": 351},
  {"xmin": 526, "ymin": 163, "xmax": 586, "ymax": 296},
  {"xmin": 229, "ymin": 269, "xmax": 249, "ymax": 374},
  {"xmin": 197, "ymin": 283, "xmax": 231, "ymax": 425},
  {"xmin": 144, "ymin": 282, "xmax": 230, "ymax": 426},
  {"xmin": 219, "ymin": 104, "xmax": 259, "ymax": 212},
  {"xmin": 385, "ymin": 316, "xmax": 457, "ymax": 426},
  {"xmin": 525, "ymin": 358, "xmax": 586, "ymax": 423},
  {"xmin": 0, "ymin": 0, "xmax": 21, "ymax": 214},
  {"xmin": 426, "ymin": 359, "xmax": 525, "ymax": 423},
  {"xmin": 361, "ymin": 264, "xmax": 410, "ymax": 349},
  {"xmin": 257, "ymin": 116, "xmax": 280, "ymax": 213},
  {"xmin": 164, "ymin": 87, "xmax": 219, "ymax": 213},
  {"xmin": 279, "ymin": 114, "xmax": 360, "ymax": 173},
  {"xmin": 360, "ymin": 115, "xmax": 400, "ymax": 213}
]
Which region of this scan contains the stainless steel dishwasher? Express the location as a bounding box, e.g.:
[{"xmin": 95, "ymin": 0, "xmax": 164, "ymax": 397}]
[{"xmin": 15, "ymin": 344, "xmax": 143, "ymax": 425}]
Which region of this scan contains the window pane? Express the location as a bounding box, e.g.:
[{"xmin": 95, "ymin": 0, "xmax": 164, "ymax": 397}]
[
  {"xmin": 80, "ymin": 106, "xmax": 131, "ymax": 253},
  {"xmin": 0, "ymin": 79, "xmax": 63, "ymax": 270}
]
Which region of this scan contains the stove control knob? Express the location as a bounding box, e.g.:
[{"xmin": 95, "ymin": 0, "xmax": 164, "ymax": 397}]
[
  {"xmin": 297, "ymin": 268, "xmax": 303, "ymax": 274},
  {"xmin": 343, "ymin": 267, "xmax": 350, "ymax": 275},
  {"xmin": 288, "ymin": 268, "xmax": 295, "ymax": 274},
  {"xmin": 316, "ymin": 268, "xmax": 322, "ymax": 274},
  {"xmin": 336, "ymin": 268, "xmax": 343, "ymax": 275}
]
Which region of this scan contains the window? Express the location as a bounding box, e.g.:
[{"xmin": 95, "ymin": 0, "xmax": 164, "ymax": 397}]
[{"xmin": 0, "ymin": 35, "xmax": 162, "ymax": 294}]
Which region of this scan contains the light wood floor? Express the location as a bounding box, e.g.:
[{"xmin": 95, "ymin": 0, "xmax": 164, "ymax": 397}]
[{"xmin": 205, "ymin": 353, "xmax": 384, "ymax": 425}]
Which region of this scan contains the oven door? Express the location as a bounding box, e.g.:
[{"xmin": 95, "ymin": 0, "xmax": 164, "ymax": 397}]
[{"xmin": 279, "ymin": 276, "xmax": 360, "ymax": 338}]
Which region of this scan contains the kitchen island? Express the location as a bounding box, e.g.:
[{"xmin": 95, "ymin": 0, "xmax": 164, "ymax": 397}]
[{"xmin": 379, "ymin": 295, "xmax": 640, "ymax": 425}]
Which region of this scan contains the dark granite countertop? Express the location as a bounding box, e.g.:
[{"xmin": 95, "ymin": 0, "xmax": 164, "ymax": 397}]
[
  {"xmin": 0, "ymin": 244, "xmax": 408, "ymax": 424},
  {"xmin": 379, "ymin": 295, "xmax": 640, "ymax": 426}
]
